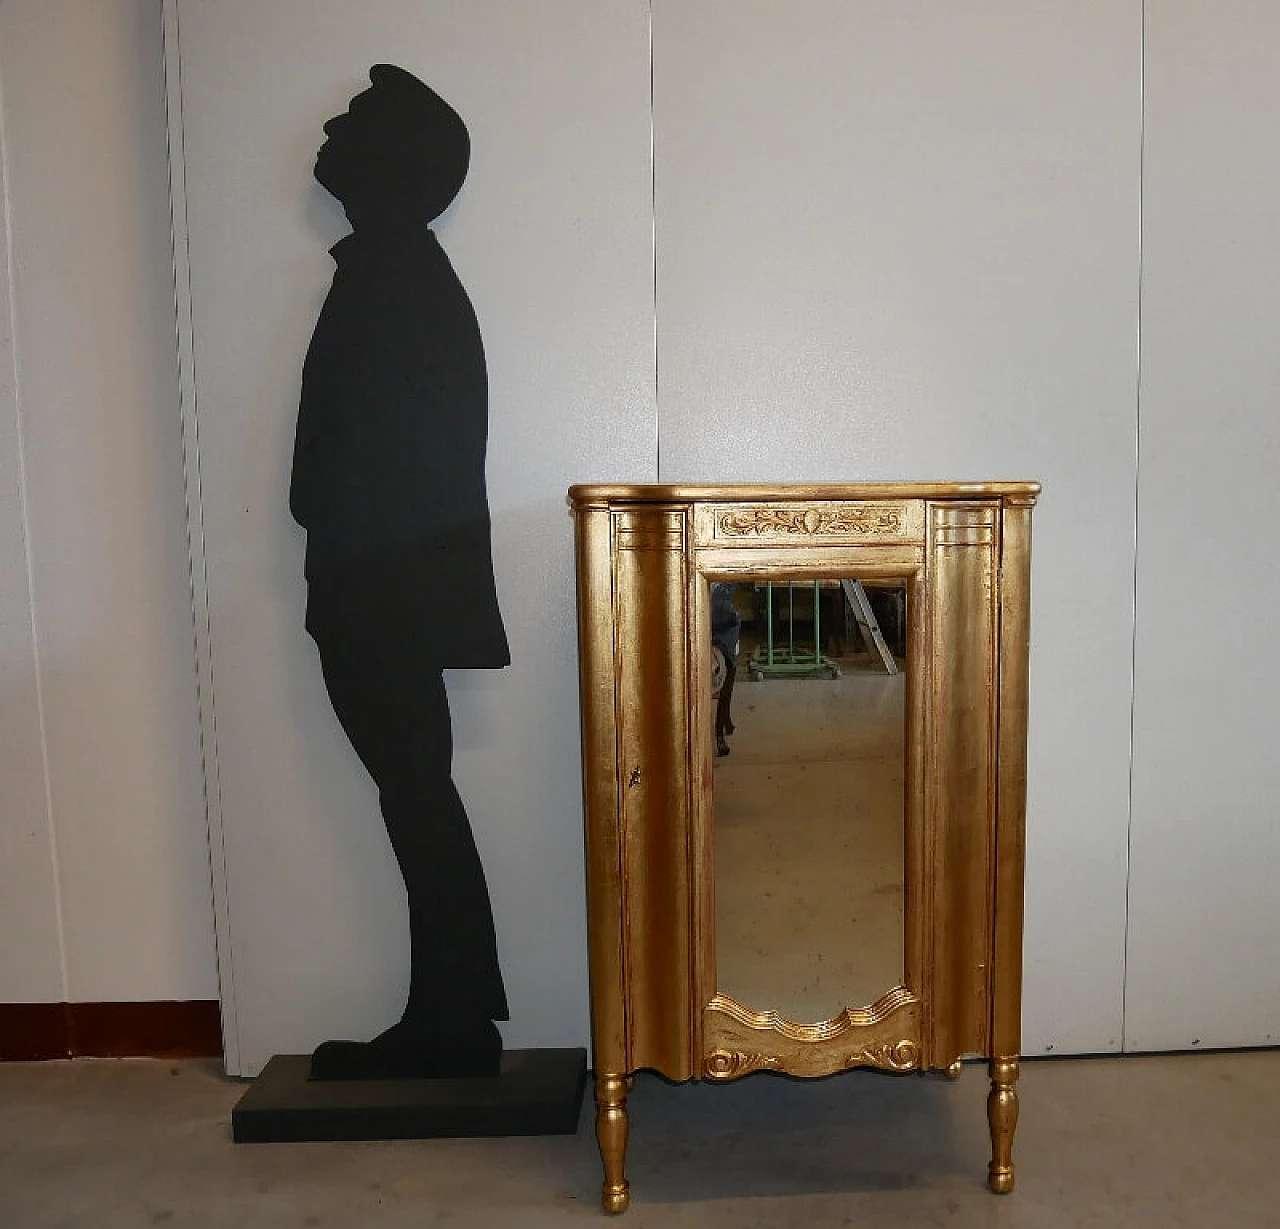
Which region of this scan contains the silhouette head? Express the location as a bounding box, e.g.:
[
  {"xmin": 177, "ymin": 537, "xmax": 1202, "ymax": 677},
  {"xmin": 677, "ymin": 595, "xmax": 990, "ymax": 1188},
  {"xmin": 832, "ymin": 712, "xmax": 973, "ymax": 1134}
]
[{"xmin": 315, "ymin": 64, "xmax": 470, "ymax": 228}]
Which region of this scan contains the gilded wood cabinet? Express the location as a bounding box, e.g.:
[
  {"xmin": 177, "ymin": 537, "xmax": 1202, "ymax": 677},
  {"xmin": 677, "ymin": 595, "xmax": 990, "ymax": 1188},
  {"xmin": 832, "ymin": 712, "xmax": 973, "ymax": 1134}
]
[{"xmin": 570, "ymin": 483, "xmax": 1037, "ymax": 1213}]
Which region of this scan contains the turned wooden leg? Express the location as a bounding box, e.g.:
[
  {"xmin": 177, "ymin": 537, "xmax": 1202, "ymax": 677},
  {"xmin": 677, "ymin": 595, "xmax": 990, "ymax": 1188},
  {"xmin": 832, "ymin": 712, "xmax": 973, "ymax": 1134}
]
[
  {"xmin": 595, "ymin": 1072, "xmax": 630, "ymax": 1213},
  {"xmin": 987, "ymin": 1057, "xmax": 1020, "ymax": 1194}
]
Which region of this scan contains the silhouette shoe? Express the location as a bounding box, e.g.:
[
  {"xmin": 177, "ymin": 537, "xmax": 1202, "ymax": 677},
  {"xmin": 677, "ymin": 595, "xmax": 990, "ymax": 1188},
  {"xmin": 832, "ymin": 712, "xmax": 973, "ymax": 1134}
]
[{"xmin": 308, "ymin": 1018, "xmax": 502, "ymax": 1081}]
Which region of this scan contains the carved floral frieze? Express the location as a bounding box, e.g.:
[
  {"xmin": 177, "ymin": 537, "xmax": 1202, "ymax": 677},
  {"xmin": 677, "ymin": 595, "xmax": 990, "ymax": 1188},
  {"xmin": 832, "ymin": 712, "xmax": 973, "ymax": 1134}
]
[
  {"xmin": 704, "ymin": 1050, "xmax": 783, "ymax": 1080},
  {"xmin": 715, "ymin": 506, "xmax": 904, "ymax": 539}
]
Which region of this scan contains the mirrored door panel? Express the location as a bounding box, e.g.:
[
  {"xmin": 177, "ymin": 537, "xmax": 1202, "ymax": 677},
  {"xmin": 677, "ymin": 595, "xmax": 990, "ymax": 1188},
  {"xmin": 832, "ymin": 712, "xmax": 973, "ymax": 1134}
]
[{"xmin": 711, "ymin": 578, "xmax": 907, "ymax": 1023}]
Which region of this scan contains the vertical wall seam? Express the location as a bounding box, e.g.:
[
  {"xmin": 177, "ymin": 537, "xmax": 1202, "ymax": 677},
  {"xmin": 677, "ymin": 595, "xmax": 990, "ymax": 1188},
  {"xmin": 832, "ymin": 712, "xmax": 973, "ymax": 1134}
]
[
  {"xmin": 0, "ymin": 44, "xmax": 71, "ymax": 1004},
  {"xmin": 161, "ymin": 0, "xmax": 240, "ymax": 1073},
  {"xmin": 648, "ymin": 0, "xmax": 660, "ymax": 481},
  {"xmin": 1121, "ymin": 0, "xmax": 1146, "ymax": 1053}
]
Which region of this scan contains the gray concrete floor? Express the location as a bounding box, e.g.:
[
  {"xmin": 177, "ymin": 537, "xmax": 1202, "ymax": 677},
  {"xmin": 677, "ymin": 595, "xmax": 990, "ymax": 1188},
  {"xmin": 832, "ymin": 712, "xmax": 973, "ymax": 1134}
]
[{"xmin": 2, "ymin": 1050, "xmax": 1279, "ymax": 1227}]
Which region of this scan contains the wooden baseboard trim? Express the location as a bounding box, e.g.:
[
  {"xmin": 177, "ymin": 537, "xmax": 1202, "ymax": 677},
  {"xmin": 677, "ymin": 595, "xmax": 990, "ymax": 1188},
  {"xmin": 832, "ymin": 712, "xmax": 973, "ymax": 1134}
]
[{"xmin": 0, "ymin": 1001, "xmax": 222, "ymax": 1061}]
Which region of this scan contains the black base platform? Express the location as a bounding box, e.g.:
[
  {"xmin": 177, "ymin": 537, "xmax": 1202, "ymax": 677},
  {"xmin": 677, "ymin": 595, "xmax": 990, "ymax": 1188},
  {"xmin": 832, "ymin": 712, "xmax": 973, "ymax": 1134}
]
[{"xmin": 232, "ymin": 1047, "xmax": 587, "ymax": 1143}]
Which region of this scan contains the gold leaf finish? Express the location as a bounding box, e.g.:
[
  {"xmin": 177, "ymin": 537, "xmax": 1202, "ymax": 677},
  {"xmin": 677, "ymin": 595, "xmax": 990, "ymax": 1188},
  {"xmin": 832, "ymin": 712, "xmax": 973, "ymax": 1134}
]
[
  {"xmin": 595, "ymin": 1073, "xmax": 631, "ymax": 1214},
  {"xmin": 701, "ymin": 499, "xmax": 924, "ymax": 548},
  {"xmin": 705, "ymin": 984, "xmax": 918, "ymax": 1038},
  {"xmin": 716, "ymin": 505, "xmax": 903, "ymax": 538},
  {"xmin": 570, "ymin": 482, "xmax": 1038, "ymax": 1212},
  {"xmin": 846, "ymin": 1040, "xmax": 921, "ymax": 1072},
  {"xmin": 703, "ymin": 988, "xmax": 922, "ymax": 1080},
  {"xmin": 987, "ymin": 1057, "xmax": 1020, "ymax": 1194},
  {"xmin": 704, "ymin": 1049, "xmax": 783, "ymax": 1080}
]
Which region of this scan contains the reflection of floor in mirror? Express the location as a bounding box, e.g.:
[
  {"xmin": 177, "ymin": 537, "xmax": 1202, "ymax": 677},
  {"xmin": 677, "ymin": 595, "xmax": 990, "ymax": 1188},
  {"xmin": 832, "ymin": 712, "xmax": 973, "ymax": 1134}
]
[{"xmin": 713, "ymin": 659, "xmax": 905, "ymax": 1024}]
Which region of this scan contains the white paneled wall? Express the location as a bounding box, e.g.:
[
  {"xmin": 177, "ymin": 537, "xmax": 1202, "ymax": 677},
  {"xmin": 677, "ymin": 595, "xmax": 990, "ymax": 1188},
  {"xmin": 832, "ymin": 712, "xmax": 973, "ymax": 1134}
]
[
  {"xmin": 0, "ymin": 42, "xmax": 63, "ymax": 1005},
  {"xmin": 0, "ymin": 1, "xmax": 215, "ymax": 1004},
  {"xmin": 2, "ymin": 1, "xmax": 1278, "ymax": 1068},
  {"xmin": 172, "ymin": 1, "xmax": 657, "ymax": 1074},
  {"xmin": 652, "ymin": 0, "xmax": 1142, "ymax": 1055},
  {"xmin": 1126, "ymin": 1, "xmax": 1280, "ymax": 1051}
]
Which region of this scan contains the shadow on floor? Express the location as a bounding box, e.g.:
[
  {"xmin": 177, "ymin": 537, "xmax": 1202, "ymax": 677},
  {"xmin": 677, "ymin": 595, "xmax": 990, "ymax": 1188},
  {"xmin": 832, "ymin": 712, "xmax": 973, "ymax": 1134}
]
[{"xmin": 622, "ymin": 1067, "xmax": 981, "ymax": 1204}]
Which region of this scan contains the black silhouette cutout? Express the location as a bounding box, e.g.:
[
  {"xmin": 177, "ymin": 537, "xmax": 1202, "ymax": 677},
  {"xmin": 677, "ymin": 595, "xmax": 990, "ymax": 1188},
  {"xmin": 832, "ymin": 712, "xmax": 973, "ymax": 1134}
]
[{"xmin": 291, "ymin": 65, "xmax": 509, "ymax": 1080}]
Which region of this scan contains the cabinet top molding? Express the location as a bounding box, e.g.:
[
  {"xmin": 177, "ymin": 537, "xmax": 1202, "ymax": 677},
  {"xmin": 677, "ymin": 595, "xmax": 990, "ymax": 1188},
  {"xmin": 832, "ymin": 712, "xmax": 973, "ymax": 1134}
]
[{"xmin": 568, "ymin": 481, "xmax": 1040, "ymax": 506}]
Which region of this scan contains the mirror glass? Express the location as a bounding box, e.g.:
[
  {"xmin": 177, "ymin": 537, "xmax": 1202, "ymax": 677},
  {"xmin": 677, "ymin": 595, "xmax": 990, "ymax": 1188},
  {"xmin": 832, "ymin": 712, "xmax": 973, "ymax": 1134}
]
[{"xmin": 711, "ymin": 577, "xmax": 906, "ymax": 1022}]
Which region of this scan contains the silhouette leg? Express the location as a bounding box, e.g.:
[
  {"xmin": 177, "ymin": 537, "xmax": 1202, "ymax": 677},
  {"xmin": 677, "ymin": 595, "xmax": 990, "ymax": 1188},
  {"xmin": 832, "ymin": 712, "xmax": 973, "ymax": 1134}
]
[{"xmin": 306, "ymin": 610, "xmax": 506, "ymax": 1080}]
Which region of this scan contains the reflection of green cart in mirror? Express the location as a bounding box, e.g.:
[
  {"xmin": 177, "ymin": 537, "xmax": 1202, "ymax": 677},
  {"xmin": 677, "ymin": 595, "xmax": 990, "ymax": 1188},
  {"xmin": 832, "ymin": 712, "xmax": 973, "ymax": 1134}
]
[
  {"xmin": 747, "ymin": 581, "xmax": 840, "ymax": 680},
  {"xmin": 747, "ymin": 579, "xmax": 900, "ymax": 681}
]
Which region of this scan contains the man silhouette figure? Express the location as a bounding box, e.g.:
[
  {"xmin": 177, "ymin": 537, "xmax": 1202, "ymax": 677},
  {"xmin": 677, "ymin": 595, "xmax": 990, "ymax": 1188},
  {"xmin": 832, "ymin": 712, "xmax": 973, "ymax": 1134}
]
[{"xmin": 290, "ymin": 64, "xmax": 509, "ymax": 1080}]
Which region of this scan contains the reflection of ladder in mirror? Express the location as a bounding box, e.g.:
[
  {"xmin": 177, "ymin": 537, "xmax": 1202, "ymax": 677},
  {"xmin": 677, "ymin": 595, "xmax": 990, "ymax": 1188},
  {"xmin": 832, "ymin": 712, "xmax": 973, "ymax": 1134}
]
[{"xmin": 840, "ymin": 579, "xmax": 899, "ymax": 676}]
